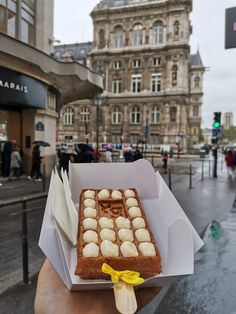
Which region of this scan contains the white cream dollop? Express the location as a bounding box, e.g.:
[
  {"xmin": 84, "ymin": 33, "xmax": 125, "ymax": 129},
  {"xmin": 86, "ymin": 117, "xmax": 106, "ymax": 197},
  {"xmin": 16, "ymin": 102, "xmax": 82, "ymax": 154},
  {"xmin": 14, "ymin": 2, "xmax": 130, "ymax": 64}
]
[
  {"xmin": 100, "ymin": 228, "xmax": 116, "ymax": 242},
  {"xmin": 83, "ymin": 243, "xmax": 99, "ymax": 257},
  {"xmin": 128, "ymin": 206, "xmax": 142, "ymax": 218},
  {"xmin": 126, "ymin": 197, "xmax": 138, "ymax": 208},
  {"xmin": 139, "ymin": 242, "xmax": 156, "ymax": 256},
  {"xmin": 115, "ymin": 216, "xmax": 131, "ymax": 229},
  {"xmin": 111, "ymin": 190, "xmax": 122, "ymax": 200},
  {"xmin": 120, "ymin": 241, "xmax": 138, "ymax": 257},
  {"xmin": 84, "ymin": 199, "xmax": 96, "ymax": 208},
  {"xmin": 135, "ymin": 229, "xmax": 151, "ymax": 242},
  {"xmin": 84, "ymin": 207, "xmax": 97, "ymax": 218},
  {"xmin": 99, "ymin": 217, "xmax": 114, "ymax": 229},
  {"xmin": 124, "ymin": 189, "xmax": 135, "ymax": 198},
  {"xmin": 84, "ymin": 190, "xmax": 95, "ymax": 199},
  {"xmin": 101, "ymin": 240, "xmax": 119, "ymax": 257},
  {"xmin": 83, "ymin": 218, "xmax": 97, "ymax": 230},
  {"xmin": 132, "ymin": 217, "xmax": 146, "ymax": 229},
  {"xmin": 118, "ymin": 229, "xmax": 134, "ymax": 242},
  {"xmin": 83, "ymin": 230, "xmax": 98, "ymax": 243},
  {"xmin": 98, "ymin": 189, "xmax": 110, "ymax": 200}
]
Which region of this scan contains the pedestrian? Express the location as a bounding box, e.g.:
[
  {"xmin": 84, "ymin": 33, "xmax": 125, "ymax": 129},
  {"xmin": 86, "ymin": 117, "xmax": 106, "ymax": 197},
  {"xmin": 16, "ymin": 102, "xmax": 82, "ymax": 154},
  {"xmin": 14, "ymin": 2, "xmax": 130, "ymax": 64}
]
[
  {"xmin": 105, "ymin": 149, "xmax": 112, "ymax": 162},
  {"xmin": 2, "ymin": 139, "xmax": 15, "ymax": 177},
  {"xmin": 92, "ymin": 148, "xmax": 100, "ymax": 163},
  {"xmin": 225, "ymin": 149, "xmax": 235, "ymax": 179},
  {"xmin": 28, "ymin": 145, "xmax": 43, "ymax": 181},
  {"xmin": 162, "ymin": 151, "xmax": 168, "ymax": 174},
  {"xmin": 133, "ymin": 148, "xmax": 143, "ymax": 161},
  {"xmin": 9, "ymin": 146, "xmax": 22, "ymax": 180}
]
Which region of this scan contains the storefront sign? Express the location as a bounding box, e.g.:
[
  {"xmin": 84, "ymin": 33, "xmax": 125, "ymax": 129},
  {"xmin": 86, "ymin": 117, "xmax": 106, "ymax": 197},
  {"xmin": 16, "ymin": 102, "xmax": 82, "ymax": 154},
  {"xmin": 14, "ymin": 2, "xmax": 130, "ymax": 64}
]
[{"xmin": 0, "ymin": 67, "xmax": 46, "ymax": 108}]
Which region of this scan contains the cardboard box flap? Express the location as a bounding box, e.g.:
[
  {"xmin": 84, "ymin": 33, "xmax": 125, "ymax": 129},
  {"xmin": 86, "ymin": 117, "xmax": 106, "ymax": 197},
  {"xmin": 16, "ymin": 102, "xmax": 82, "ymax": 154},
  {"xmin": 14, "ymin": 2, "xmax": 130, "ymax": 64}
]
[{"xmin": 69, "ymin": 159, "xmax": 158, "ymax": 204}]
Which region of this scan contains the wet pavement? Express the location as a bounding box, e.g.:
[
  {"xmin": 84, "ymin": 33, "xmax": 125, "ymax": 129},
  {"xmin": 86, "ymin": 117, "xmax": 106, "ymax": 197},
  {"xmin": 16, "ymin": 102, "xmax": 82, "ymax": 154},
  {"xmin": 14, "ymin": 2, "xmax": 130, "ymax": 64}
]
[{"xmin": 1, "ymin": 159, "xmax": 236, "ymax": 313}]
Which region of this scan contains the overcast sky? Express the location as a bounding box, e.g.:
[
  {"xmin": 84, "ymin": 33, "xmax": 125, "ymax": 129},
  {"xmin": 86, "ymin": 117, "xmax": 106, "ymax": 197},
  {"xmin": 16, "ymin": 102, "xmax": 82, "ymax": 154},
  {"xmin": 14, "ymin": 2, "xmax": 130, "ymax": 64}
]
[{"xmin": 54, "ymin": 0, "xmax": 236, "ymax": 128}]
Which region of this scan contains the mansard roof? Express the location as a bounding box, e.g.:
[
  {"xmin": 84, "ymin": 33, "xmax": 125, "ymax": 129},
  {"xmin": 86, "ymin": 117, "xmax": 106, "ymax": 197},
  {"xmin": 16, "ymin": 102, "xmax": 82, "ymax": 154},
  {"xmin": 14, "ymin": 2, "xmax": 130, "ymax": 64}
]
[{"xmin": 189, "ymin": 50, "xmax": 204, "ymax": 67}]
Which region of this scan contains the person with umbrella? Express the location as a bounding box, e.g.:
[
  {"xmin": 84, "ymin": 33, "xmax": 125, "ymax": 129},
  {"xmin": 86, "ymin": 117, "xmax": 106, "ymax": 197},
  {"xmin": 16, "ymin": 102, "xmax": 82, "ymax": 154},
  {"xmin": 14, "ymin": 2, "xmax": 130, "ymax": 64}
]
[{"xmin": 28, "ymin": 145, "xmax": 43, "ymax": 181}]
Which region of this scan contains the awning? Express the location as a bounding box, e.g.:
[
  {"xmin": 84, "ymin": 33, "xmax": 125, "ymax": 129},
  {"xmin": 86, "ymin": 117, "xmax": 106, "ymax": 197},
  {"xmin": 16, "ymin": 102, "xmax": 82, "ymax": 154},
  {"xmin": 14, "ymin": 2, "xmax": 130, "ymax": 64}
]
[{"xmin": 0, "ymin": 33, "xmax": 103, "ymax": 106}]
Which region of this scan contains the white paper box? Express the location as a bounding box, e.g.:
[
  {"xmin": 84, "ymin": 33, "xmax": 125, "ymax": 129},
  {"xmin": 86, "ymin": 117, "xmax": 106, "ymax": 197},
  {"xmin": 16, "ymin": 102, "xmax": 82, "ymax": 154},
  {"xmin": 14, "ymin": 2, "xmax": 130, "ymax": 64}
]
[{"xmin": 39, "ymin": 159, "xmax": 204, "ymax": 290}]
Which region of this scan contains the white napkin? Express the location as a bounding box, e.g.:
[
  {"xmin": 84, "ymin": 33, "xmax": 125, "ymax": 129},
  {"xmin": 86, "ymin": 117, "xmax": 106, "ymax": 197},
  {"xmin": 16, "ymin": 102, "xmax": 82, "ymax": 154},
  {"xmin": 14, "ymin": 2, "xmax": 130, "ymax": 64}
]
[{"xmin": 52, "ymin": 169, "xmax": 78, "ymax": 246}]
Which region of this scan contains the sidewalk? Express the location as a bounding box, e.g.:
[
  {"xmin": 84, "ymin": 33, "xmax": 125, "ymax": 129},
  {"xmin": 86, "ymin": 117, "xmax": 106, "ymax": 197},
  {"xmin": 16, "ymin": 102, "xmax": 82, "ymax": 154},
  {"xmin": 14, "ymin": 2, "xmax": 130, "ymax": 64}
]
[{"xmin": 0, "ymin": 168, "xmax": 236, "ymax": 313}]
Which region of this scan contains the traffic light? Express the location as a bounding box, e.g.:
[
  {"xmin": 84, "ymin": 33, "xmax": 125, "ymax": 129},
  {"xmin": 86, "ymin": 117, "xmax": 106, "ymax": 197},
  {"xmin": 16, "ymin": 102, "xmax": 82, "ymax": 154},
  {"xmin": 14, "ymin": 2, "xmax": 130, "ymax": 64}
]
[{"xmin": 213, "ymin": 112, "xmax": 221, "ymax": 128}]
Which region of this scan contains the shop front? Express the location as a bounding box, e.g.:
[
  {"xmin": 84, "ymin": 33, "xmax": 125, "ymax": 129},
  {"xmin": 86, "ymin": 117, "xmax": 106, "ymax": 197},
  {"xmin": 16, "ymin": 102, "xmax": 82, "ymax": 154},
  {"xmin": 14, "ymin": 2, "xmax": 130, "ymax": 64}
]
[{"xmin": 0, "ymin": 33, "xmax": 103, "ymax": 177}]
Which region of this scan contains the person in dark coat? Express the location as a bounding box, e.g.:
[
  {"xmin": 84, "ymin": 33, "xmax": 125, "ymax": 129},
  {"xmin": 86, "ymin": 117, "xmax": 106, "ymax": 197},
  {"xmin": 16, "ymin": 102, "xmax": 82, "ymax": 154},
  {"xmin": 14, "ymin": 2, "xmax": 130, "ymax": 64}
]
[
  {"xmin": 29, "ymin": 145, "xmax": 43, "ymax": 180},
  {"xmin": 133, "ymin": 149, "xmax": 143, "ymax": 161},
  {"xmin": 2, "ymin": 140, "xmax": 13, "ymax": 176}
]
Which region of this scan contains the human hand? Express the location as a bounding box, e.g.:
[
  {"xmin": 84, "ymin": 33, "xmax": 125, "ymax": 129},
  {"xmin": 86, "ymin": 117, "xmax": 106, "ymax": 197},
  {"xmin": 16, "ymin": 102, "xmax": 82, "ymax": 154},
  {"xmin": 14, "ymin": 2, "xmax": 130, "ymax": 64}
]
[{"xmin": 34, "ymin": 259, "xmax": 161, "ymax": 314}]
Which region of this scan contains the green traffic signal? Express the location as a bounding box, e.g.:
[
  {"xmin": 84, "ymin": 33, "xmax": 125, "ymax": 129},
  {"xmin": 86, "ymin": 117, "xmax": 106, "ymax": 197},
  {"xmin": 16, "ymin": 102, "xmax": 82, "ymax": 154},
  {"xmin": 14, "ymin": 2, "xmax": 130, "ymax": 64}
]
[{"xmin": 213, "ymin": 121, "xmax": 220, "ymax": 128}]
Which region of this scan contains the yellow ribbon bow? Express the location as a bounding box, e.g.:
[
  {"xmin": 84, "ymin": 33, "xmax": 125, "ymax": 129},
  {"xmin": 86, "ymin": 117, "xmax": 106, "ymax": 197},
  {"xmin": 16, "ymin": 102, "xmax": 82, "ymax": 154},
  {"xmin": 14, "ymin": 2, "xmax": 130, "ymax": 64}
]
[{"xmin": 102, "ymin": 263, "xmax": 144, "ymax": 285}]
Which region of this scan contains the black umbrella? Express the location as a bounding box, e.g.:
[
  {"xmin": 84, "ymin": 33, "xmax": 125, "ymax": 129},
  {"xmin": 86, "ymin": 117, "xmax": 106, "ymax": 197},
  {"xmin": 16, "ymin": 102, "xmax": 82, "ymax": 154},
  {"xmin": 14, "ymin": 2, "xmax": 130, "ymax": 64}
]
[
  {"xmin": 75, "ymin": 143, "xmax": 93, "ymax": 151},
  {"xmin": 33, "ymin": 140, "xmax": 51, "ymax": 147}
]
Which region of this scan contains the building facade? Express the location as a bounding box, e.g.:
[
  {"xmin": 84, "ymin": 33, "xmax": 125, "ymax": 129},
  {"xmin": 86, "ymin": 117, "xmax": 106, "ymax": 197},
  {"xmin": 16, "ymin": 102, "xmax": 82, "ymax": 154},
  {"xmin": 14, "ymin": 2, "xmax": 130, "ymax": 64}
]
[
  {"xmin": 0, "ymin": 0, "xmax": 102, "ymax": 175},
  {"xmin": 56, "ymin": 0, "xmax": 205, "ymax": 152},
  {"xmin": 223, "ymin": 112, "xmax": 234, "ymax": 129}
]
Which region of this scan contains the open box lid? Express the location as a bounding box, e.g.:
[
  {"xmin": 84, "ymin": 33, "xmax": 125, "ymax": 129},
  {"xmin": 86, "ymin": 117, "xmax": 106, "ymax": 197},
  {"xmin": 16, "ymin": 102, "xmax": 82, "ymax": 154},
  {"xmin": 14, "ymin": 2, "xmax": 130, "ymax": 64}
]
[{"xmin": 39, "ymin": 160, "xmax": 204, "ymax": 290}]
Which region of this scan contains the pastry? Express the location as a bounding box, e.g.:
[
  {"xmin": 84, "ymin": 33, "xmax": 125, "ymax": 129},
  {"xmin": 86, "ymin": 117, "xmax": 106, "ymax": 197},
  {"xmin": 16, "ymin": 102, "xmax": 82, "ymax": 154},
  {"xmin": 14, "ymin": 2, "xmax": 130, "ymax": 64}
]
[{"xmin": 76, "ymin": 188, "xmax": 162, "ymax": 279}]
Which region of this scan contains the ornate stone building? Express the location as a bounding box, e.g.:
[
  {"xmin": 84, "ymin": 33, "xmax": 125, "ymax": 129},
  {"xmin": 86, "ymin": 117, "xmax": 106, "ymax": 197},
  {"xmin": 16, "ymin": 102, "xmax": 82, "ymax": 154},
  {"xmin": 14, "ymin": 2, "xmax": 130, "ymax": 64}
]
[{"xmin": 55, "ymin": 0, "xmax": 205, "ymax": 152}]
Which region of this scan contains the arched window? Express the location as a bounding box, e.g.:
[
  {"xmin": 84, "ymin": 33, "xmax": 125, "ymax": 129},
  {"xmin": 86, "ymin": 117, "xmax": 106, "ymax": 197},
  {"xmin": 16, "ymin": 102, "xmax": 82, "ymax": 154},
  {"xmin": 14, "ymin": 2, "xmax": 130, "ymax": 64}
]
[
  {"xmin": 153, "ymin": 21, "xmax": 164, "ymax": 44},
  {"xmin": 112, "ymin": 107, "xmax": 122, "ymax": 124},
  {"xmin": 150, "ymin": 105, "xmax": 160, "ymax": 124},
  {"xmin": 194, "ymin": 76, "xmax": 200, "ymax": 88},
  {"xmin": 133, "ymin": 23, "xmax": 143, "ymax": 46},
  {"xmin": 113, "ymin": 25, "xmax": 124, "ymax": 48},
  {"xmin": 173, "ymin": 21, "xmax": 179, "ymax": 37},
  {"xmin": 170, "ymin": 107, "xmax": 177, "ymax": 122},
  {"xmin": 63, "ymin": 107, "xmax": 74, "ymax": 125},
  {"xmin": 130, "ymin": 106, "xmax": 141, "ymax": 124},
  {"xmin": 172, "ymin": 65, "xmax": 178, "ymax": 85},
  {"xmin": 80, "ymin": 106, "xmax": 90, "ymax": 124}
]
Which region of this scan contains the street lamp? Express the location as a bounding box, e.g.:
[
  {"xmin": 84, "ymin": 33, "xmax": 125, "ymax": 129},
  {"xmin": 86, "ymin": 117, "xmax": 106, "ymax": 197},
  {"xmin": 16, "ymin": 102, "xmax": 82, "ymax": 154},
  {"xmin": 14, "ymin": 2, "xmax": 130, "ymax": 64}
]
[{"xmin": 93, "ymin": 94, "xmax": 103, "ymax": 157}]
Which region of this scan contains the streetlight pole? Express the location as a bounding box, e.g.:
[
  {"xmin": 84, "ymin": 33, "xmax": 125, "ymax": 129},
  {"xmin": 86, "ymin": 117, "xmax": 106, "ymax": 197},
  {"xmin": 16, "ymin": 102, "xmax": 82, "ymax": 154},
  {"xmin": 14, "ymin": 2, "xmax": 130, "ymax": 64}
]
[{"xmin": 93, "ymin": 95, "xmax": 102, "ymax": 161}]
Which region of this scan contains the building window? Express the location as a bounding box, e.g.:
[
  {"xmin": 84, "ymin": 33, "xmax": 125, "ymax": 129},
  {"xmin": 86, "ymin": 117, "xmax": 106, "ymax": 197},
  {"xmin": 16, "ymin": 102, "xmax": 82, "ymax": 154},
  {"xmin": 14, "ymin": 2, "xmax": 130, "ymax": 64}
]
[
  {"xmin": 21, "ymin": 18, "xmax": 35, "ymax": 45},
  {"xmin": 114, "ymin": 0, "xmax": 124, "ymax": 5},
  {"xmin": 173, "ymin": 21, "xmax": 179, "ymax": 37},
  {"xmin": 172, "ymin": 65, "xmax": 178, "ymax": 85},
  {"xmin": 193, "ymin": 105, "xmax": 199, "ymax": 117},
  {"xmin": 153, "ymin": 57, "xmax": 161, "ymax": 66},
  {"xmin": 150, "ymin": 105, "xmax": 160, "ymax": 124},
  {"xmin": 153, "ymin": 21, "xmax": 164, "ymax": 44},
  {"xmin": 132, "ymin": 23, "xmax": 143, "ymax": 46},
  {"xmin": 194, "ymin": 76, "xmax": 200, "ymax": 88},
  {"xmin": 113, "ymin": 60, "xmax": 122, "ymax": 69},
  {"xmin": 47, "ymin": 91, "xmax": 56, "ymax": 111},
  {"xmin": 170, "ymin": 107, "xmax": 177, "ymax": 122},
  {"xmin": 112, "ymin": 134, "xmax": 121, "ymax": 143},
  {"xmin": 0, "ymin": 5, "xmax": 7, "ymax": 33},
  {"xmin": 130, "ymin": 134, "xmax": 139, "ymax": 145},
  {"xmin": 130, "ymin": 106, "xmax": 141, "ymax": 124},
  {"xmin": 112, "ymin": 107, "xmax": 122, "ymax": 124},
  {"xmin": 113, "ymin": 25, "xmax": 124, "ymax": 48},
  {"xmin": 112, "ymin": 78, "xmax": 122, "ymax": 94},
  {"xmin": 132, "ymin": 59, "xmax": 141, "ymax": 68},
  {"xmin": 131, "ymin": 74, "xmax": 141, "ymax": 93},
  {"xmin": 81, "ymin": 106, "xmax": 90, "ymax": 124},
  {"xmin": 150, "ymin": 133, "xmax": 160, "ymax": 144},
  {"xmin": 7, "ymin": 10, "xmax": 15, "ymax": 37},
  {"xmin": 193, "ymin": 128, "xmax": 198, "ymax": 136},
  {"xmin": 151, "ymin": 73, "xmax": 162, "ymax": 92},
  {"xmin": 63, "ymin": 107, "xmax": 74, "ymax": 125}
]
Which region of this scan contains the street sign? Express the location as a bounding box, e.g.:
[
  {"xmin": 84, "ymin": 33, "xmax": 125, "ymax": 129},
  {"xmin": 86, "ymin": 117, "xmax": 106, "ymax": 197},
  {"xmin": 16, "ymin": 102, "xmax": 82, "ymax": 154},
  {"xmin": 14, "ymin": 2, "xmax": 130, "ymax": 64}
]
[{"xmin": 212, "ymin": 128, "xmax": 221, "ymax": 138}]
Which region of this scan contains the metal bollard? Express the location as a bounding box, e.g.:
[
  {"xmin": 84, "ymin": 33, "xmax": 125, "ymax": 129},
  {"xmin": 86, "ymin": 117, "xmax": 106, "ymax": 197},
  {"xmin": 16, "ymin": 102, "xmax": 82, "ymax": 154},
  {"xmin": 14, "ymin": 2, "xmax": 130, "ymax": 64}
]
[
  {"xmin": 201, "ymin": 160, "xmax": 204, "ymax": 181},
  {"xmin": 43, "ymin": 164, "xmax": 46, "ymax": 192},
  {"xmin": 209, "ymin": 159, "xmax": 211, "ymax": 176},
  {"xmin": 189, "ymin": 164, "xmax": 193, "ymax": 189},
  {"xmin": 168, "ymin": 168, "xmax": 172, "ymax": 191},
  {"xmin": 22, "ymin": 198, "xmax": 29, "ymax": 284}
]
